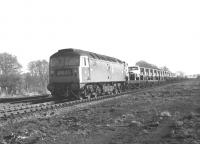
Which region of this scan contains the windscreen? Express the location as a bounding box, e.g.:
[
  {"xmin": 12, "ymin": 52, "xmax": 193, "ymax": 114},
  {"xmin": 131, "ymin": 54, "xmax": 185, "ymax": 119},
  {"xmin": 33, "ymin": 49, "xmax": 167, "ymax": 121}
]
[
  {"xmin": 50, "ymin": 56, "xmax": 80, "ymax": 67},
  {"xmin": 129, "ymin": 67, "xmax": 138, "ymax": 71}
]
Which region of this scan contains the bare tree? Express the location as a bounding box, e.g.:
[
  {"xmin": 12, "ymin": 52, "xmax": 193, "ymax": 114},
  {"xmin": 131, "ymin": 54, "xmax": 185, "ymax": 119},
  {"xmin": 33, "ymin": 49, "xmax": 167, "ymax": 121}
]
[
  {"xmin": 27, "ymin": 60, "xmax": 49, "ymax": 93},
  {"xmin": 136, "ymin": 60, "xmax": 158, "ymax": 69},
  {"xmin": 160, "ymin": 66, "xmax": 170, "ymax": 71},
  {"xmin": 0, "ymin": 53, "xmax": 22, "ymax": 95}
]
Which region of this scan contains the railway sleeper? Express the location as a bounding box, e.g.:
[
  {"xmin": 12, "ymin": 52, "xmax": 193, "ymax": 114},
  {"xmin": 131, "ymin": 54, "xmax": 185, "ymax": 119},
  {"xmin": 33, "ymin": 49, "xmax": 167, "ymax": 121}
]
[
  {"xmin": 31, "ymin": 108, "xmax": 37, "ymax": 112},
  {"xmin": 4, "ymin": 113, "xmax": 11, "ymax": 117},
  {"xmin": 18, "ymin": 110, "xmax": 25, "ymax": 114},
  {"xmin": 25, "ymin": 109, "xmax": 31, "ymax": 113}
]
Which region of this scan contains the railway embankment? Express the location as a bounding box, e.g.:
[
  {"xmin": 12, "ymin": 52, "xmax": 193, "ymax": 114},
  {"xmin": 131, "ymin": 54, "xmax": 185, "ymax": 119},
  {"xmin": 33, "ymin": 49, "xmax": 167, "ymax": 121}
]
[{"xmin": 0, "ymin": 80, "xmax": 200, "ymax": 144}]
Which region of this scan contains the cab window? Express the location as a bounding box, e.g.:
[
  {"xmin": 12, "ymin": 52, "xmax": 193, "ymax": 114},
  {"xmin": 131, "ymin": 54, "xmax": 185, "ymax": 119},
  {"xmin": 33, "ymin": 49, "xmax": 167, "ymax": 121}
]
[
  {"xmin": 81, "ymin": 56, "xmax": 89, "ymax": 67},
  {"xmin": 50, "ymin": 56, "xmax": 80, "ymax": 67}
]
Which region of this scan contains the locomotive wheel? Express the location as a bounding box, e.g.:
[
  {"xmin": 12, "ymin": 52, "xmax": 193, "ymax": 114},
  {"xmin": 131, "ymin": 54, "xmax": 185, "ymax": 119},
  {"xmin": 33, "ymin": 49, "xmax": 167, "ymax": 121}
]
[
  {"xmin": 113, "ymin": 88, "xmax": 119, "ymax": 94},
  {"xmin": 81, "ymin": 89, "xmax": 92, "ymax": 99},
  {"xmin": 86, "ymin": 93, "xmax": 91, "ymax": 99},
  {"xmin": 93, "ymin": 93, "xmax": 98, "ymax": 98},
  {"xmin": 114, "ymin": 89, "xmax": 119, "ymax": 94}
]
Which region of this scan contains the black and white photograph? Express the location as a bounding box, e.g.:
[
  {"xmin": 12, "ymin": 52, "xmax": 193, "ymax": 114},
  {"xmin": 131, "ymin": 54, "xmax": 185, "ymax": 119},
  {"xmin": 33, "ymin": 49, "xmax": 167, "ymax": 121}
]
[{"xmin": 0, "ymin": 0, "xmax": 200, "ymax": 144}]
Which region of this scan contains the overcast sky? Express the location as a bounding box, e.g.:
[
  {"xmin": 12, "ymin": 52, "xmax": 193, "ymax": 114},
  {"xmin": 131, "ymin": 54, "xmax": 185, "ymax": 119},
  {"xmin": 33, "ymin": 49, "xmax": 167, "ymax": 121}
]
[{"xmin": 0, "ymin": 0, "xmax": 199, "ymax": 75}]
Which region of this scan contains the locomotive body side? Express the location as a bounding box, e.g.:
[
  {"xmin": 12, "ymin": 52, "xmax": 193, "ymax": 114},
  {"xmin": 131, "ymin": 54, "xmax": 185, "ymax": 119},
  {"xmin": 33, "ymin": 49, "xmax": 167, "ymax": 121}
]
[
  {"xmin": 79, "ymin": 56, "xmax": 127, "ymax": 98},
  {"xmin": 82, "ymin": 58, "xmax": 126, "ymax": 83}
]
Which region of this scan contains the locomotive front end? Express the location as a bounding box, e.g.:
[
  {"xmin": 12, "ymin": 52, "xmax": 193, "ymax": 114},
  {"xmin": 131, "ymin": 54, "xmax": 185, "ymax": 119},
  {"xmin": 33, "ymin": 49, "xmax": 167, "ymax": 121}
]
[{"xmin": 47, "ymin": 50, "xmax": 81, "ymax": 98}]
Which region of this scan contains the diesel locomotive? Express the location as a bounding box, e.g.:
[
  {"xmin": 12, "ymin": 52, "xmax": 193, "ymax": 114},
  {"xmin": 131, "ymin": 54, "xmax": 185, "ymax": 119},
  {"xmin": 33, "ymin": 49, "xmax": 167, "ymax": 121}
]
[
  {"xmin": 47, "ymin": 48, "xmax": 128, "ymax": 99},
  {"xmin": 47, "ymin": 48, "xmax": 176, "ymax": 99}
]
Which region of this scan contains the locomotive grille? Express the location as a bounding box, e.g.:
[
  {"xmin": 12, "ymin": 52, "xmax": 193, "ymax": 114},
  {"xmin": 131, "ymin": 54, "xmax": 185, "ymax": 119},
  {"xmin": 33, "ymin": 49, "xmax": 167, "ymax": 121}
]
[{"xmin": 56, "ymin": 69, "xmax": 73, "ymax": 76}]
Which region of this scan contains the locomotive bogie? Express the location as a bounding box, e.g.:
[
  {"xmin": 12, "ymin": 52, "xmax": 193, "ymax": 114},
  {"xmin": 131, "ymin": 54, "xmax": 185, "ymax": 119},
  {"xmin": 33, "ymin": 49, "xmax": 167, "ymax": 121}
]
[{"xmin": 79, "ymin": 82, "xmax": 126, "ymax": 99}]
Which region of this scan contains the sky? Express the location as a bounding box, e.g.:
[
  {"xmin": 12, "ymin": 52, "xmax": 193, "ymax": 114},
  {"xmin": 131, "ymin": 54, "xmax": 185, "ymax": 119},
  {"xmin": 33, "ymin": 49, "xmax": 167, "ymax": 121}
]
[{"xmin": 0, "ymin": 0, "xmax": 199, "ymax": 75}]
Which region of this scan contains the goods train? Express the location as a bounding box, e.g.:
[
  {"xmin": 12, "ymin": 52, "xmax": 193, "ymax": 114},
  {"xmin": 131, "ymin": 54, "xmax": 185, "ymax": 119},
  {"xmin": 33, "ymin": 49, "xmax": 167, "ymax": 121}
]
[{"xmin": 47, "ymin": 48, "xmax": 178, "ymax": 99}]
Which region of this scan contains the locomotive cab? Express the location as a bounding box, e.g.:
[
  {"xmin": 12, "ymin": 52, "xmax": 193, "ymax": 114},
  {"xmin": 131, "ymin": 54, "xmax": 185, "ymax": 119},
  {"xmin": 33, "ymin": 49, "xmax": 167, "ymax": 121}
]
[
  {"xmin": 48, "ymin": 55, "xmax": 91, "ymax": 97},
  {"xmin": 47, "ymin": 50, "xmax": 82, "ymax": 98}
]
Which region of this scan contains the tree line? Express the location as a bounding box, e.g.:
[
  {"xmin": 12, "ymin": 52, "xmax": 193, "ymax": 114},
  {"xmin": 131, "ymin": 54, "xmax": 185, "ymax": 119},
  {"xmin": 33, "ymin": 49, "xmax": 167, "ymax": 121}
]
[
  {"xmin": 136, "ymin": 60, "xmax": 170, "ymax": 71},
  {"xmin": 0, "ymin": 53, "xmax": 49, "ymax": 96}
]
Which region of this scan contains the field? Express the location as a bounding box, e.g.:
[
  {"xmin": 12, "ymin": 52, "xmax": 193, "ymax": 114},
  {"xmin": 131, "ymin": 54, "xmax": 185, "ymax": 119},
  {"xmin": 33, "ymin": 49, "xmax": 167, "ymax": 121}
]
[{"xmin": 0, "ymin": 80, "xmax": 200, "ymax": 144}]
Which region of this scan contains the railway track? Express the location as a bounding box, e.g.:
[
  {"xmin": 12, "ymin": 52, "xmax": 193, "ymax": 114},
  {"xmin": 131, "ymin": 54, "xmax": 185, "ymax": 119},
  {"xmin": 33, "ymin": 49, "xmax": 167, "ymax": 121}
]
[
  {"xmin": 0, "ymin": 81, "xmax": 186, "ymax": 120},
  {"xmin": 0, "ymin": 95, "xmax": 53, "ymax": 112},
  {"xmin": 0, "ymin": 94, "xmax": 50, "ymax": 103}
]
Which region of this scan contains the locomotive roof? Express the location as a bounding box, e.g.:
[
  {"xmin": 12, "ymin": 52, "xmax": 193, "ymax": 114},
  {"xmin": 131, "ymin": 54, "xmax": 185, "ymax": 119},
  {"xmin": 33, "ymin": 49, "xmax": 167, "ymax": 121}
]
[{"xmin": 51, "ymin": 48, "xmax": 124, "ymax": 63}]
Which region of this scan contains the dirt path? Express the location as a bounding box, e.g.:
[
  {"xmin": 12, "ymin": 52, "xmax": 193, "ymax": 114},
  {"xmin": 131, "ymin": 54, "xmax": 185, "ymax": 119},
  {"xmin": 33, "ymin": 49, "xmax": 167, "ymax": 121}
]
[{"xmin": 1, "ymin": 80, "xmax": 200, "ymax": 144}]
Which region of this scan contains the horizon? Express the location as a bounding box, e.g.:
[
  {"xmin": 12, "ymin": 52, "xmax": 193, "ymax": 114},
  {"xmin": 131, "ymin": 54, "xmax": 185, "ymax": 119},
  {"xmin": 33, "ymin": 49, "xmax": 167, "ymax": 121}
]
[{"xmin": 1, "ymin": 48, "xmax": 198, "ymax": 76}]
